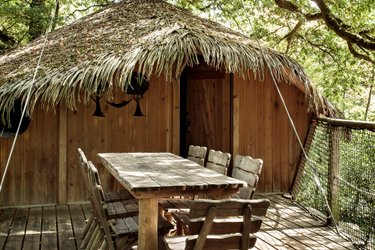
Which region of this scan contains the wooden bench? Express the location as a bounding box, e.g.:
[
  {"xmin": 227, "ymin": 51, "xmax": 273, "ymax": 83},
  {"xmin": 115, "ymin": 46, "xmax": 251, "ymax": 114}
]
[{"xmin": 164, "ymin": 199, "xmax": 270, "ymax": 250}]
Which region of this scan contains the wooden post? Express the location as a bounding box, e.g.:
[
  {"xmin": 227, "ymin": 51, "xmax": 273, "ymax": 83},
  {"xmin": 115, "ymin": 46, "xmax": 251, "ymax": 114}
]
[
  {"xmin": 138, "ymin": 198, "xmax": 158, "ymax": 250},
  {"xmin": 58, "ymin": 104, "xmax": 67, "ymax": 204},
  {"xmin": 327, "ymin": 126, "xmax": 340, "ymax": 225}
]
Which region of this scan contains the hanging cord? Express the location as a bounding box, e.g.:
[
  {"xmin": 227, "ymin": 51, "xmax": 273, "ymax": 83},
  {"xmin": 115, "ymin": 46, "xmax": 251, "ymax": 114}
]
[
  {"xmin": 0, "ymin": 0, "xmax": 59, "ymax": 193},
  {"xmin": 238, "ymin": 2, "xmax": 341, "ymax": 235}
]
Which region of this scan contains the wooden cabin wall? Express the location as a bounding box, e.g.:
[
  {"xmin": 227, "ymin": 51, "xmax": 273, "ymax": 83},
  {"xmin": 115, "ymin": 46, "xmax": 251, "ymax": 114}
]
[
  {"xmin": 233, "ymin": 70, "xmax": 313, "ymax": 193},
  {"xmin": 65, "ymin": 75, "xmax": 179, "ymax": 203},
  {"xmin": 0, "ymin": 75, "xmax": 179, "ymax": 206},
  {"xmin": 0, "ymin": 106, "xmax": 59, "ymax": 206}
]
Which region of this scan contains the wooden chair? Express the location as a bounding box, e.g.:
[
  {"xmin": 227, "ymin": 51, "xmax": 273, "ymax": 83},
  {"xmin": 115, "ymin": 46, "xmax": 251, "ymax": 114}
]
[
  {"xmin": 87, "ymin": 161, "xmax": 174, "ymax": 249},
  {"xmin": 205, "ymin": 149, "xmax": 231, "ymax": 175},
  {"xmin": 77, "ymin": 148, "xmax": 138, "ymax": 248},
  {"xmin": 187, "ymin": 145, "xmax": 207, "ymax": 166},
  {"xmin": 160, "ymin": 149, "xmax": 231, "ymax": 231},
  {"xmin": 232, "ymin": 155, "xmax": 263, "ymax": 199},
  {"xmin": 167, "ymin": 155, "xmax": 264, "ymax": 235},
  {"xmin": 77, "ymin": 148, "xmax": 134, "ymax": 203},
  {"xmin": 164, "ymin": 199, "xmax": 270, "ymax": 250}
]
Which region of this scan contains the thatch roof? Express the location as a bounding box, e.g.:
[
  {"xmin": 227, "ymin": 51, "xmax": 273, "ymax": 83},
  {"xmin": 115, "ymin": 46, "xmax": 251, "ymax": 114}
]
[{"xmin": 0, "ymin": 0, "xmax": 338, "ymax": 123}]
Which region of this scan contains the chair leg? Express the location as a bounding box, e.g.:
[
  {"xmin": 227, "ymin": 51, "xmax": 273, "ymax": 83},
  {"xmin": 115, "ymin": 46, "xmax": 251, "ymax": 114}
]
[
  {"xmin": 92, "ymin": 229, "xmax": 104, "ymax": 250},
  {"xmin": 86, "ymin": 225, "xmax": 99, "ymax": 250},
  {"xmin": 81, "ymin": 214, "xmax": 94, "ymax": 239},
  {"xmin": 100, "ymin": 238, "xmax": 108, "ymax": 250},
  {"xmin": 81, "ymin": 219, "xmax": 96, "ymax": 249}
]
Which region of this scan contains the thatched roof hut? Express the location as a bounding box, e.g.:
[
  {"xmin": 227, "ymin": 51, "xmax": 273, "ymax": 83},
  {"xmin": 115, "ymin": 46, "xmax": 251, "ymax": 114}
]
[
  {"xmin": 0, "ymin": 0, "xmax": 336, "ymax": 122},
  {"xmin": 0, "ymin": 0, "xmax": 338, "ymax": 206}
]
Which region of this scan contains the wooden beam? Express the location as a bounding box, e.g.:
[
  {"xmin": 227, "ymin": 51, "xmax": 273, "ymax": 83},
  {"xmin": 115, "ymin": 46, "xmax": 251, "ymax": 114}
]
[
  {"xmin": 319, "ymin": 117, "xmax": 375, "ymax": 130},
  {"xmin": 58, "ymin": 104, "xmax": 67, "ymax": 204}
]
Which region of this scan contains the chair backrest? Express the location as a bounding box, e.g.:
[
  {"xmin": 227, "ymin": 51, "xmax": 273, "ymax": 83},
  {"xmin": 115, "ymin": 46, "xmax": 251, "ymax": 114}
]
[
  {"xmin": 232, "ymin": 155, "xmax": 263, "ymax": 199},
  {"xmin": 77, "ymin": 148, "xmax": 93, "ymax": 199},
  {"xmin": 186, "ymin": 199, "xmax": 270, "ymax": 250},
  {"xmin": 205, "ymin": 149, "xmax": 231, "ymax": 175},
  {"xmin": 87, "ymin": 161, "xmax": 116, "ymax": 250},
  {"xmin": 187, "ymin": 145, "xmax": 207, "ymax": 166}
]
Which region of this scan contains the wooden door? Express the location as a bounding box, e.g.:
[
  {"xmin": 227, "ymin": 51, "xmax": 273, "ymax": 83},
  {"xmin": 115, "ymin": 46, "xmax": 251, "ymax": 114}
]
[{"xmin": 180, "ymin": 65, "xmax": 231, "ymax": 157}]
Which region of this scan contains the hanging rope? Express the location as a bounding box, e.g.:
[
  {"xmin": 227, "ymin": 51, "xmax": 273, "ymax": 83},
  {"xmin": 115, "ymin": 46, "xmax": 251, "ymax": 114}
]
[
  {"xmin": 238, "ymin": 2, "xmax": 341, "ymax": 235},
  {"xmin": 0, "ymin": 0, "xmax": 60, "ymax": 193}
]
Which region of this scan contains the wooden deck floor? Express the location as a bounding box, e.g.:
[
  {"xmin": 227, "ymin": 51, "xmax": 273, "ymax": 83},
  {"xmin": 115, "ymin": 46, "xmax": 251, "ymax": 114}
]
[{"xmin": 0, "ymin": 194, "xmax": 355, "ymax": 249}]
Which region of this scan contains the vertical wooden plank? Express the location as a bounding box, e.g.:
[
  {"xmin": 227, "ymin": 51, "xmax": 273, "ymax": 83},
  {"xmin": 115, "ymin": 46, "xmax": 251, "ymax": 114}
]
[
  {"xmin": 232, "ymin": 74, "xmax": 240, "ymax": 158},
  {"xmin": 245, "ymin": 72, "xmax": 257, "ymax": 157},
  {"xmin": 41, "ymin": 206, "xmax": 57, "ymax": 249},
  {"xmin": 272, "ymin": 81, "xmax": 281, "ymax": 192},
  {"xmin": 6, "ymin": 208, "xmax": 28, "ymax": 249},
  {"xmin": 255, "ymin": 72, "xmax": 265, "ymax": 192},
  {"xmin": 172, "ymin": 78, "xmax": 180, "ymax": 154},
  {"xmin": 263, "ymin": 71, "xmax": 273, "ymax": 193},
  {"xmin": 23, "ymin": 207, "xmax": 42, "ymax": 250},
  {"xmin": 138, "ymin": 198, "xmax": 158, "ymax": 250},
  {"xmin": 279, "ymin": 83, "xmax": 291, "ymax": 191},
  {"xmin": 35, "ymin": 108, "xmax": 59, "ymax": 204},
  {"xmin": 222, "ymin": 74, "xmax": 231, "ymax": 153},
  {"xmin": 58, "ymin": 104, "xmax": 68, "ymax": 204},
  {"xmin": 22, "ymin": 121, "xmax": 31, "ymax": 205}
]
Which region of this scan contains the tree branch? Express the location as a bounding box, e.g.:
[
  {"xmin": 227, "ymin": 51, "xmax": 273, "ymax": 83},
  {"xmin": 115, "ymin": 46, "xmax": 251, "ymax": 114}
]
[
  {"xmin": 300, "ymin": 35, "xmax": 336, "ymax": 61},
  {"xmin": 280, "ymin": 20, "xmax": 304, "ymax": 53},
  {"xmin": 275, "ymin": 0, "xmax": 299, "ymax": 12},
  {"xmin": 347, "ymin": 42, "xmax": 375, "ymax": 63},
  {"xmin": 312, "ymin": 0, "xmax": 375, "ymax": 50}
]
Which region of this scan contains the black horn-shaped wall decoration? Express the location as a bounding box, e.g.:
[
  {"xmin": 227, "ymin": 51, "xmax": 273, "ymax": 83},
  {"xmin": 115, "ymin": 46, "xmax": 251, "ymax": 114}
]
[
  {"xmin": 91, "ymin": 72, "xmax": 149, "ymax": 117},
  {"xmin": 126, "ymin": 72, "xmax": 149, "ymax": 117}
]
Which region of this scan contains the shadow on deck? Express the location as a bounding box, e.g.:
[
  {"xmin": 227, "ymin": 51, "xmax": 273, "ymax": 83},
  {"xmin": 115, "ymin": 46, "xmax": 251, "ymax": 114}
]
[{"xmin": 0, "ymin": 194, "xmax": 355, "ymax": 249}]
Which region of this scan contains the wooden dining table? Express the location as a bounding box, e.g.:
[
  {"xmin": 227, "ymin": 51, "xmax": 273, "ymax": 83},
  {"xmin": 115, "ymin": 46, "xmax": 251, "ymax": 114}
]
[{"xmin": 97, "ymin": 152, "xmax": 247, "ymax": 250}]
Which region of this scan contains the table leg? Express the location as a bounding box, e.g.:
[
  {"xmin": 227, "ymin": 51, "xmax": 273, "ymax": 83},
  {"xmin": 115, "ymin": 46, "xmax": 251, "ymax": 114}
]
[{"xmin": 138, "ymin": 198, "xmax": 159, "ymax": 250}]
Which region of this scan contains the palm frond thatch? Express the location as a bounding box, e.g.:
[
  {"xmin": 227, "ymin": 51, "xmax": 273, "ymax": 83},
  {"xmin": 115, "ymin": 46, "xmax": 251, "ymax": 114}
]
[{"xmin": 0, "ymin": 0, "xmax": 338, "ymax": 124}]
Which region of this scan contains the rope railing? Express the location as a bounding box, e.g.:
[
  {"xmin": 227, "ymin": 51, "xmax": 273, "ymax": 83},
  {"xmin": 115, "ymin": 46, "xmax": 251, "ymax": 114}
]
[{"xmin": 293, "ymin": 118, "xmax": 374, "ymax": 250}]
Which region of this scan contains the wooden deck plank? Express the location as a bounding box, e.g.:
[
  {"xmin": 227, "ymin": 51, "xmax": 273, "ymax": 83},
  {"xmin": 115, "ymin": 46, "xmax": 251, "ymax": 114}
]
[
  {"xmin": 0, "ymin": 194, "xmax": 356, "ymax": 250},
  {"xmin": 264, "ymin": 194, "xmax": 355, "ymax": 249},
  {"xmin": 69, "ymin": 204, "xmax": 89, "ymax": 248},
  {"xmin": 56, "ymin": 205, "xmax": 76, "ymax": 249},
  {"xmin": 254, "ymin": 235, "xmax": 280, "ymax": 250},
  {"xmin": 0, "ymin": 207, "xmax": 16, "ymax": 248},
  {"xmin": 40, "ymin": 206, "xmax": 57, "ymax": 250},
  {"xmin": 5, "ymin": 208, "xmax": 28, "ymax": 249},
  {"xmin": 23, "ymin": 207, "xmax": 42, "ymax": 250}
]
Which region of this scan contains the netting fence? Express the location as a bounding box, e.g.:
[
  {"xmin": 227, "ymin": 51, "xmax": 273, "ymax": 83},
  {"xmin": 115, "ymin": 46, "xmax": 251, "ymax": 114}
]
[{"xmin": 292, "ymin": 118, "xmax": 374, "ymax": 250}]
